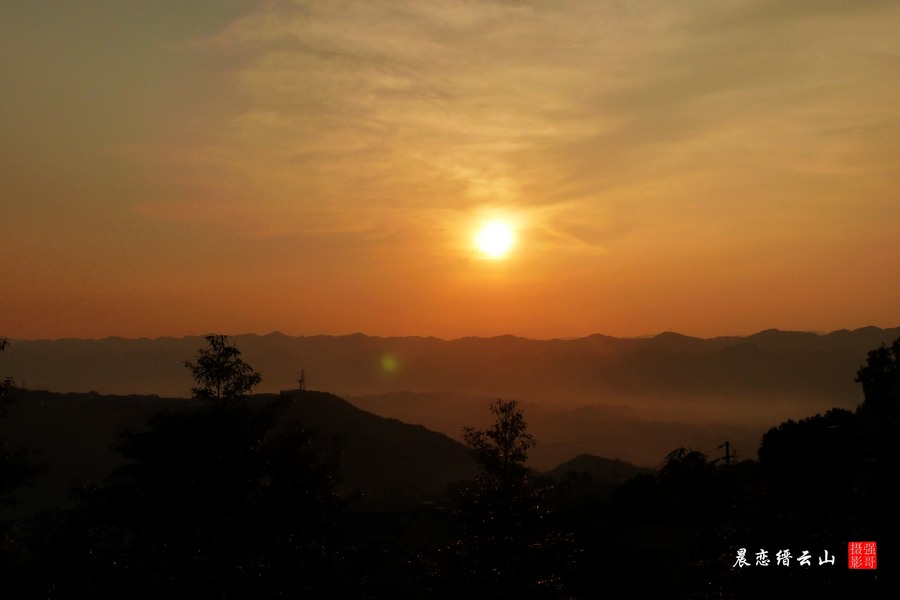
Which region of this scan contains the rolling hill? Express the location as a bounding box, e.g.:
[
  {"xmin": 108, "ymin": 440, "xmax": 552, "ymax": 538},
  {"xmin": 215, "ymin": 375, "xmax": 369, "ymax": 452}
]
[{"xmin": 0, "ymin": 389, "xmax": 480, "ymax": 515}]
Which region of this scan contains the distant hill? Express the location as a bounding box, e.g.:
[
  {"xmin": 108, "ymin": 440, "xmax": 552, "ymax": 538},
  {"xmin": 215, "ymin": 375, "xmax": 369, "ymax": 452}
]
[
  {"xmin": 4, "ymin": 328, "xmax": 895, "ymax": 408},
  {"xmin": 273, "ymin": 390, "xmax": 478, "ymax": 508},
  {"xmin": 345, "ymin": 390, "xmax": 763, "ymax": 469},
  {"xmin": 546, "ymin": 454, "xmax": 650, "ymax": 485},
  {"xmin": 0, "ymin": 389, "xmax": 479, "ymax": 515}
]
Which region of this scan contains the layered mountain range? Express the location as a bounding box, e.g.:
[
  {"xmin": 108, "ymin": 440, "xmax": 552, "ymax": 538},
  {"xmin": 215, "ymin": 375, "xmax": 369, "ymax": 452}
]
[
  {"xmin": 4, "ymin": 326, "xmax": 897, "ymax": 468},
  {"xmin": 6, "ymin": 327, "xmax": 895, "ymax": 403}
]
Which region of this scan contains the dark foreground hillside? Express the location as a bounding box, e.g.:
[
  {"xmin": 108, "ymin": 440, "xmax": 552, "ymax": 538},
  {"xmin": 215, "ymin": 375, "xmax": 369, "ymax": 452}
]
[
  {"xmin": 1, "ymin": 336, "xmax": 898, "ymax": 598},
  {"xmin": 0, "ymin": 389, "xmax": 478, "ymax": 515}
]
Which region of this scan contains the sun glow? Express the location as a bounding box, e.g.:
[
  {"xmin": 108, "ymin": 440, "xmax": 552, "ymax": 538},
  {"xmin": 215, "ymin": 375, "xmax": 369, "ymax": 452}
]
[{"xmin": 475, "ymin": 221, "xmax": 515, "ymax": 258}]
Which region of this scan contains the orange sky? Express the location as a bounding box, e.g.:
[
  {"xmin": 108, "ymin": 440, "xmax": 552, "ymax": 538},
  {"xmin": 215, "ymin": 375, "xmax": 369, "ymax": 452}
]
[{"xmin": 2, "ymin": 1, "xmax": 899, "ymax": 341}]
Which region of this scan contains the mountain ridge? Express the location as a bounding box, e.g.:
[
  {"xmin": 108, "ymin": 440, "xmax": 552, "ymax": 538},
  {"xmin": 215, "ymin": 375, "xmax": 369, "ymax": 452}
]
[
  {"xmin": 7, "ymin": 325, "xmax": 893, "ymax": 344},
  {"xmin": 4, "ymin": 326, "xmax": 897, "ymax": 468},
  {"xmin": 5, "ymin": 326, "xmax": 896, "ymax": 401}
]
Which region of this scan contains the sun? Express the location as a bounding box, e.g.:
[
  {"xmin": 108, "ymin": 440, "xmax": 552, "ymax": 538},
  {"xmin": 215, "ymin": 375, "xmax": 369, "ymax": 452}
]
[{"xmin": 475, "ymin": 221, "xmax": 515, "ymax": 258}]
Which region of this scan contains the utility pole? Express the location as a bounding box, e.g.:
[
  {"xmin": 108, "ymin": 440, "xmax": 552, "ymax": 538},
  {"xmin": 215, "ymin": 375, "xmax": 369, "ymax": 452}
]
[
  {"xmin": 713, "ymin": 441, "xmax": 733, "ymax": 467},
  {"xmin": 298, "ymin": 369, "xmax": 306, "ymax": 391}
]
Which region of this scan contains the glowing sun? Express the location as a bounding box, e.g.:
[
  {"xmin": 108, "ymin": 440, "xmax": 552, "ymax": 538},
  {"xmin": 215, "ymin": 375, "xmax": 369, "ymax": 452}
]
[{"xmin": 475, "ymin": 221, "xmax": 515, "ymax": 258}]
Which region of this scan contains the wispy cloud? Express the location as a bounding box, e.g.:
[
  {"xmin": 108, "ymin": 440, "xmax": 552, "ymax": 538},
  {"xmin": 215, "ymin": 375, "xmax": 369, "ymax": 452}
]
[
  {"xmin": 139, "ymin": 1, "xmax": 895, "ymax": 258},
  {"xmin": 7, "ymin": 0, "xmax": 897, "ymax": 338}
]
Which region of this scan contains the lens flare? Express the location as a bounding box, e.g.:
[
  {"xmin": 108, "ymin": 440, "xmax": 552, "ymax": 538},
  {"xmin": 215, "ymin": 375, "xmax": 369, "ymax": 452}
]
[{"xmin": 380, "ymin": 354, "xmax": 399, "ymax": 373}]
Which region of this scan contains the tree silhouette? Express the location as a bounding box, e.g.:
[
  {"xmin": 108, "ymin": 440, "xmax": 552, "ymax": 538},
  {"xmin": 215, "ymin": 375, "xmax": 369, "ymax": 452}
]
[
  {"xmin": 13, "ymin": 336, "xmax": 350, "ymax": 599},
  {"xmin": 460, "ymin": 399, "xmax": 538, "ymax": 536},
  {"xmin": 429, "ymin": 399, "xmax": 573, "ymax": 600},
  {"xmin": 1, "ymin": 338, "xmax": 44, "ymax": 596},
  {"xmin": 88, "ymin": 399, "xmax": 347, "ymax": 598},
  {"xmin": 0, "ymin": 338, "xmax": 12, "ymax": 413},
  {"xmin": 855, "ymin": 336, "xmax": 900, "ymax": 417},
  {"xmin": 184, "ymin": 334, "xmax": 261, "ymax": 404},
  {"xmin": 0, "ymin": 338, "xmax": 41, "ymax": 509}
]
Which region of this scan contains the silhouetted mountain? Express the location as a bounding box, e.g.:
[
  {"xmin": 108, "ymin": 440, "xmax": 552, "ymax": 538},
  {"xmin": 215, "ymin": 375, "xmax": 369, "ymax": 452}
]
[
  {"xmin": 273, "ymin": 390, "xmax": 478, "ymax": 508},
  {"xmin": 0, "ymin": 389, "xmax": 479, "ymax": 515},
  {"xmin": 547, "ymin": 454, "xmax": 649, "ymax": 484},
  {"xmin": 6, "ymin": 328, "xmax": 896, "ymax": 409}
]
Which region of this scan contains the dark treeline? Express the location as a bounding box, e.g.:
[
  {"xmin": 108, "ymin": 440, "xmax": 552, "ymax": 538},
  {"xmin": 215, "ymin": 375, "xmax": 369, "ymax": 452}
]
[{"xmin": 1, "ymin": 334, "xmax": 898, "ymax": 598}]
